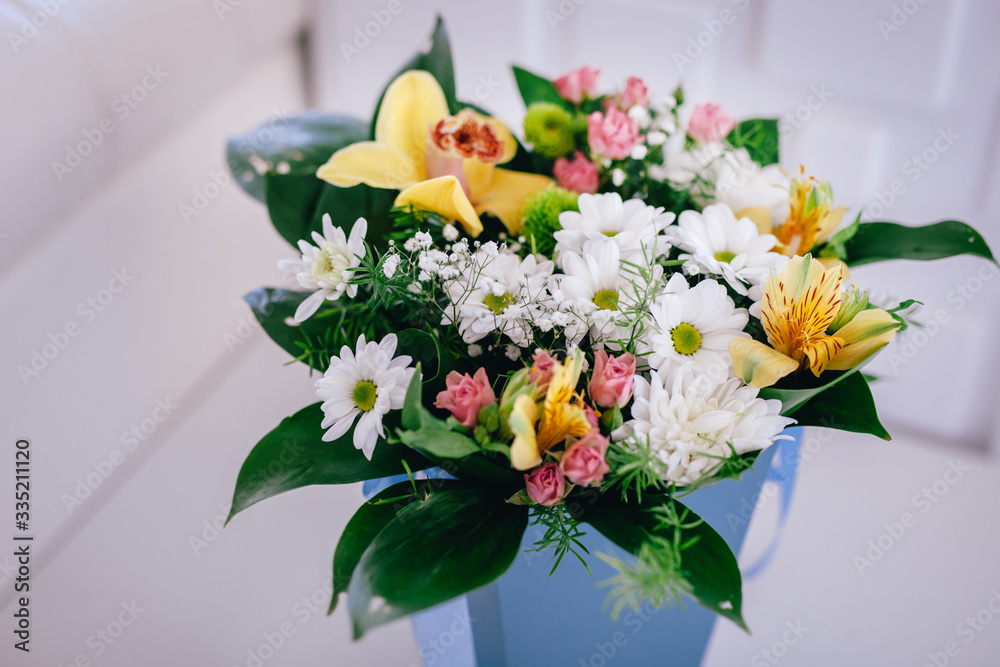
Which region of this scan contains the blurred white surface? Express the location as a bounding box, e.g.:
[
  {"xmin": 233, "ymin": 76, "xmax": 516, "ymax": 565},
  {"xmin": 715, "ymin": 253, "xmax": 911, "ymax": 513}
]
[{"xmin": 2, "ymin": 0, "xmax": 1000, "ymax": 665}]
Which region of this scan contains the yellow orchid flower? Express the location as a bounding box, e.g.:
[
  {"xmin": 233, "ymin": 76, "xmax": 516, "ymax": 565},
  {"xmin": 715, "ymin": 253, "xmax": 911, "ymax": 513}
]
[
  {"xmin": 729, "ymin": 255, "xmax": 899, "ymax": 388},
  {"xmin": 737, "ymin": 168, "xmax": 849, "ymax": 258},
  {"xmin": 509, "ymin": 351, "xmax": 592, "ymax": 470},
  {"xmin": 316, "ymin": 70, "xmax": 552, "ymax": 237}
]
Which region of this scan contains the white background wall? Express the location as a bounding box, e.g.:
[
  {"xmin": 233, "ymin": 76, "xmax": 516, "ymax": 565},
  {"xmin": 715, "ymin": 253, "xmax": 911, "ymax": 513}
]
[{"xmin": 1, "ymin": 1, "xmax": 999, "ymax": 665}]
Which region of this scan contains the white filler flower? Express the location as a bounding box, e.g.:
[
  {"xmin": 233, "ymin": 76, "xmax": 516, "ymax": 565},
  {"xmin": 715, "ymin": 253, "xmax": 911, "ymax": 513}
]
[
  {"xmin": 278, "ymin": 215, "xmax": 367, "ymax": 322},
  {"xmin": 315, "ymin": 333, "xmax": 414, "ymax": 460},
  {"xmin": 669, "ymin": 203, "xmax": 787, "ymax": 295},
  {"xmin": 615, "ymin": 369, "xmax": 795, "ymax": 487},
  {"xmin": 642, "ymin": 273, "xmax": 749, "ymax": 380}
]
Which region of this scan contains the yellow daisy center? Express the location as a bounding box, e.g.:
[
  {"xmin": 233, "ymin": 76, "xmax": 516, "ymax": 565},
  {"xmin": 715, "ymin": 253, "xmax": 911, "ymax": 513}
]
[
  {"xmin": 483, "ymin": 292, "xmax": 514, "ymax": 314},
  {"xmin": 671, "ymin": 323, "xmax": 702, "ymax": 355},
  {"xmin": 714, "ymin": 250, "xmax": 736, "ymax": 263},
  {"xmin": 592, "ymin": 289, "xmax": 619, "ymax": 311},
  {"xmin": 353, "ymin": 380, "xmax": 377, "ymax": 412}
]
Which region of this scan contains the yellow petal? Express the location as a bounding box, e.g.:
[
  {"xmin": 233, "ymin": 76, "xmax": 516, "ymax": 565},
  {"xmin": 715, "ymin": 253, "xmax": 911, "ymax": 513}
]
[
  {"xmin": 817, "ymin": 256, "xmax": 850, "ymax": 281},
  {"xmin": 729, "ymin": 338, "xmax": 800, "ymax": 389},
  {"xmin": 815, "ymin": 205, "xmax": 848, "ymax": 245},
  {"xmin": 375, "ymin": 71, "xmax": 449, "ymax": 178},
  {"xmin": 471, "ymin": 168, "xmax": 553, "ymax": 235},
  {"xmin": 779, "ymin": 254, "xmax": 832, "ymax": 301},
  {"xmin": 317, "ymin": 142, "xmax": 419, "ymax": 189},
  {"xmin": 463, "ymin": 158, "xmax": 496, "ymax": 201},
  {"xmin": 509, "ymin": 394, "xmax": 541, "ymax": 470},
  {"xmin": 395, "ymin": 176, "xmax": 483, "ymax": 237},
  {"xmin": 801, "ymin": 335, "xmax": 845, "ymax": 377},
  {"xmin": 481, "ymin": 115, "xmax": 518, "ymax": 164},
  {"xmin": 736, "ymin": 206, "xmax": 775, "ymax": 236},
  {"xmin": 826, "ymin": 309, "xmax": 899, "ymax": 371}
]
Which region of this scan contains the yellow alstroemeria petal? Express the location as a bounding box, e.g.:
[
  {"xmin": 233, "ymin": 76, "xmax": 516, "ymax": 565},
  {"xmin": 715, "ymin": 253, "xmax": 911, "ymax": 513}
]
[
  {"xmin": 780, "ymin": 254, "xmax": 832, "ymax": 302},
  {"xmin": 374, "ymin": 70, "xmax": 449, "ymax": 178},
  {"xmin": 801, "ymin": 335, "xmax": 845, "ymax": 377},
  {"xmin": 729, "ymin": 337, "xmax": 800, "ymax": 389},
  {"xmin": 817, "ymin": 256, "xmax": 850, "ymax": 281},
  {"xmin": 815, "ymin": 205, "xmax": 848, "ymax": 246},
  {"xmin": 471, "ymin": 168, "xmax": 553, "ymax": 235},
  {"xmin": 735, "ymin": 206, "xmax": 775, "ymax": 237},
  {"xmin": 826, "ymin": 309, "xmax": 900, "ymax": 371},
  {"xmin": 395, "ymin": 176, "xmax": 483, "ymax": 237},
  {"xmin": 317, "ymin": 142, "xmax": 419, "ymax": 189},
  {"xmin": 509, "ymin": 394, "xmax": 541, "ymax": 471}
]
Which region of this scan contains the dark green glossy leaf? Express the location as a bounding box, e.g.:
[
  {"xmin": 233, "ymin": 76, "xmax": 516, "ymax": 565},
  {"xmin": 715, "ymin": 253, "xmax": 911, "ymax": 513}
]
[
  {"xmin": 726, "ymin": 118, "xmax": 779, "ymax": 167},
  {"xmin": 759, "ymin": 365, "xmax": 865, "ymax": 416},
  {"xmin": 331, "ymin": 480, "xmax": 434, "ymax": 613},
  {"xmin": 227, "ymin": 112, "xmax": 368, "ymax": 203},
  {"xmin": 844, "ymin": 220, "xmax": 996, "ymax": 267},
  {"xmin": 348, "ymin": 482, "xmax": 528, "ymax": 637},
  {"xmin": 369, "ymin": 16, "xmax": 457, "ymax": 139},
  {"xmin": 787, "ymin": 372, "xmax": 890, "ymax": 440},
  {"xmin": 227, "ymin": 403, "xmax": 433, "ymax": 523},
  {"xmin": 512, "ymin": 65, "xmax": 571, "ymax": 110},
  {"xmin": 243, "ymin": 288, "xmax": 328, "ymax": 369},
  {"xmin": 580, "ymin": 494, "xmax": 746, "ymax": 630}
]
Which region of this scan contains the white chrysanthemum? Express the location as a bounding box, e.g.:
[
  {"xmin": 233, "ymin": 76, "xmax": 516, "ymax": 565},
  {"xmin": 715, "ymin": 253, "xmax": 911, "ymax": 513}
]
[
  {"xmin": 315, "ymin": 333, "xmax": 414, "ymax": 460},
  {"xmin": 668, "ymin": 203, "xmax": 788, "ymax": 295},
  {"xmin": 444, "ymin": 250, "xmax": 554, "ymax": 347},
  {"xmin": 554, "ymin": 238, "xmax": 658, "ymax": 347},
  {"xmin": 554, "ymin": 192, "xmax": 674, "ymax": 264},
  {"xmin": 278, "ymin": 215, "xmax": 367, "ymax": 322},
  {"xmin": 714, "ymin": 158, "xmax": 790, "ymax": 226},
  {"xmin": 642, "ymin": 273, "xmax": 749, "ymax": 381},
  {"xmin": 614, "ymin": 369, "xmax": 795, "ymax": 487}
]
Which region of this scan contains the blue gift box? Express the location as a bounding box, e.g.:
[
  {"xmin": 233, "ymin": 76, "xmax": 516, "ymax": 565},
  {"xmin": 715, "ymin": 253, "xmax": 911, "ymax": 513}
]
[{"xmin": 370, "ymin": 428, "xmax": 802, "ymax": 667}]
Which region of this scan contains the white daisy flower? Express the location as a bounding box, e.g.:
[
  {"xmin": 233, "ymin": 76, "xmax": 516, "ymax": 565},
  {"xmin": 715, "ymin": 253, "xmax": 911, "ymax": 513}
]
[
  {"xmin": 642, "ymin": 273, "xmax": 749, "ymax": 381},
  {"xmin": 444, "ymin": 250, "xmax": 554, "ymax": 347},
  {"xmin": 278, "ymin": 215, "xmax": 367, "ymax": 322},
  {"xmin": 554, "ymin": 238, "xmax": 658, "ymax": 347},
  {"xmin": 315, "ymin": 333, "xmax": 414, "ymax": 460},
  {"xmin": 668, "ymin": 203, "xmax": 788, "ymax": 295},
  {"xmin": 614, "ymin": 368, "xmax": 795, "ymax": 487},
  {"xmin": 554, "ymin": 192, "xmax": 674, "ymax": 265}
]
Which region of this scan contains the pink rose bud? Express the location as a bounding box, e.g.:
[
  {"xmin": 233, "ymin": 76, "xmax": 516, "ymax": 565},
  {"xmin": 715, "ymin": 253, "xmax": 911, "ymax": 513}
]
[
  {"xmin": 554, "ymin": 66, "xmax": 600, "ymax": 104},
  {"xmin": 687, "ymin": 102, "xmax": 735, "ymax": 144},
  {"xmin": 560, "ymin": 429, "xmax": 610, "ymax": 487},
  {"xmin": 434, "ymin": 368, "xmax": 496, "ymax": 429},
  {"xmin": 587, "ymin": 108, "xmax": 639, "ymax": 160},
  {"xmin": 554, "ymin": 152, "xmax": 599, "ymax": 194},
  {"xmin": 525, "ymin": 463, "xmax": 566, "ymax": 506},
  {"xmin": 618, "ymin": 76, "xmax": 649, "ymax": 110},
  {"xmin": 529, "ymin": 350, "xmax": 556, "ymax": 387},
  {"xmin": 589, "ymin": 350, "xmax": 636, "ymax": 408}
]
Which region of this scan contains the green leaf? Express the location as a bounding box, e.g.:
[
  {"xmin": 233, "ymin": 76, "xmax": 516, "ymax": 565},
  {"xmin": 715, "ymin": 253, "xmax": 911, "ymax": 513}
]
[
  {"xmin": 843, "ymin": 220, "xmax": 996, "ymax": 267},
  {"xmin": 726, "ymin": 118, "xmax": 779, "ymax": 167},
  {"xmin": 243, "ymin": 288, "xmax": 329, "ymax": 369},
  {"xmin": 263, "ymin": 173, "xmax": 374, "ymax": 249},
  {"xmin": 787, "ymin": 372, "xmax": 891, "ymax": 440},
  {"xmin": 759, "ymin": 365, "xmax": 866, "ymax": 416},
  {"xmin": 331, "ymin": 480, "xmax": 431, "ymax": 613},
  {"xmin": 227, "ymin": 403, "xmax": 433, "ymax": 524},
  {"xmin": 348, "ymin": 482, "xmax": 528, "ymax": 637},
  {"xmin": 369, "ymin": 16, "xmax": 457, "ymax": 139},
  {"xmin": 580, "ymin": 493, "xmax": 747, "ymax": 630},
  {"xmin": 512, "ymin": 65, "xmax": 571, "ymax": 110},
  {"xmin": 227, "ymin": 112, "xmax": 368, "ymax": 203}
]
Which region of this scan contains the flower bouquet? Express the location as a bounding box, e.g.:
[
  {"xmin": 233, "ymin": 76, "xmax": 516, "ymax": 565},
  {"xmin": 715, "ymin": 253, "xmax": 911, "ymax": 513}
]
[{"xmin": 224, "ymin": 18, "xmax": 994, "ymax": 641}]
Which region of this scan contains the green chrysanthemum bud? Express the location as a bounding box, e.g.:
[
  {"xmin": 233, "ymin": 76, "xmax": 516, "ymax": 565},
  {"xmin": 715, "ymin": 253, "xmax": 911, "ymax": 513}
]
[
  {"xmin": 521, "ymin": 186, "xmax": 579, "ymax": 257},
  {"xmin": 523, "ymin": 102, "xmax": 577, "ymax": 158}
]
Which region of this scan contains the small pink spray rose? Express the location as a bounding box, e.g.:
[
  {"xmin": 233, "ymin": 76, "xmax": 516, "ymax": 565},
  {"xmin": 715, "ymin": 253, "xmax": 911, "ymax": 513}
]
[
  {"xmin": 589, "ymin": 350, "xmax": 636, "ymax": 408},
  {"xmin": 525, "ymin": 463, "xmax": 566, "ymax": 506},
  {"xmin": 687, "ymin": 102, "xmax": 735, "ymax": 144},
  {"xmin": 618, "ymin": 76, "xmax": 649, "ymax": 110},
  {"xmin": 553, "ymin": 152, "xmax": 599, "ymax": 194},
  {"xmin": 554, "ymin": 65, "xmax": 600, "ymax": 104},
  {"xmin": 434, "ymin": 369, "xmax": 496, "ymax": 429},
  {"xmin": 560, "ymin": 429, "xmax": 610, "ymax": 487}
]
